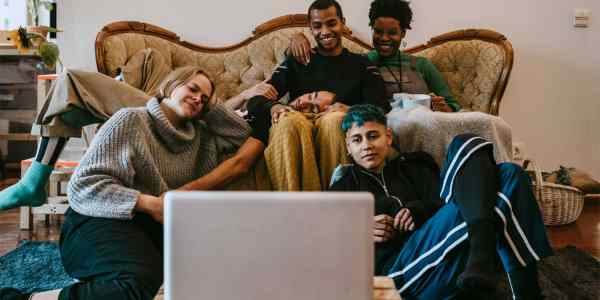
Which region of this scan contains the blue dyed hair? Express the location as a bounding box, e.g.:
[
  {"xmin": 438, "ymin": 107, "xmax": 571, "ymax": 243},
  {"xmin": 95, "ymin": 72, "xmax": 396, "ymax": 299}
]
[{"xmin": 341, "ymin": 104, "xmax": 387, "ymax": 133}]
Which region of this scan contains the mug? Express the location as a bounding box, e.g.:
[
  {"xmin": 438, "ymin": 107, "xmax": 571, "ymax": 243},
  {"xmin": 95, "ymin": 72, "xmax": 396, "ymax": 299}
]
[{"xmin": 392, "ymin": 93, "xmax": 431, "ymax": 110}]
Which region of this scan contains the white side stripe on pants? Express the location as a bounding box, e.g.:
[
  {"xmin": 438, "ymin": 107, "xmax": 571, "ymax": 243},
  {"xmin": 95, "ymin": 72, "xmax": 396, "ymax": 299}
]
[
  {"xmin": 494, "ymin": 207, "xmax": 526, "ymax": 267},
  {"xmin": 388, "ymin": 222, "xmax": 467, "ymax": 278},
  {"xmin": 40, "ymin": 137, "xmax": 61, "ymax": 165},
  {"xmin": 498, "ymin": 192, "xmax": 541, "ymax": 261},
  {"xmin": 440, "ymin": 137, "xmax": 483, "ymax": 197},
  {"xmin": 398, "ymin": 233, "xmax": 470, "ymax": 293}
]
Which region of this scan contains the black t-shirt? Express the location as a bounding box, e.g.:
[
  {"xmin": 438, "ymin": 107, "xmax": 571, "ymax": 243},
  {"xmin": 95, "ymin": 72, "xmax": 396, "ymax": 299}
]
[
  {"xmin": 245, "ymin": 99, "xmax": 271, "ymax": 145},
  {"xmin": 267, "ymin": 48, "xmax": 389, "ymax": 111}
]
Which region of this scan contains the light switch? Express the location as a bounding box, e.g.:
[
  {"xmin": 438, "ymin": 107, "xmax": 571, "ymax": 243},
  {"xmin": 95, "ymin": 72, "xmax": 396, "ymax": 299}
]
[{"xmin": 574, "ymin": 9, "xmax": 591, "ymax": 28}]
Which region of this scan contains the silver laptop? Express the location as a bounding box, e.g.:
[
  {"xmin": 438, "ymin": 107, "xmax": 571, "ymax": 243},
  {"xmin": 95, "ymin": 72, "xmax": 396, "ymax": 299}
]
[{"xmin": 164, "ymin": 191, "xmax": 374, "ymax": 300}]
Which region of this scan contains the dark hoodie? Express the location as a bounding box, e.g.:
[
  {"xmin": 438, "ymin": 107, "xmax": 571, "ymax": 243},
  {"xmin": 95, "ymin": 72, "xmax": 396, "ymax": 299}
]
[{"xmin": 329, "ymin": 151, "xmax": 443, "ymax": 275}]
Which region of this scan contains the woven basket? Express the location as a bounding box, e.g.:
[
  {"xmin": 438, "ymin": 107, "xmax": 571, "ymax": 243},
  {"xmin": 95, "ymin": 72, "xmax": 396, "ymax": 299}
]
[{"xmin": 524, "ymin": 159, "xmax": 585, "ymax": 226}]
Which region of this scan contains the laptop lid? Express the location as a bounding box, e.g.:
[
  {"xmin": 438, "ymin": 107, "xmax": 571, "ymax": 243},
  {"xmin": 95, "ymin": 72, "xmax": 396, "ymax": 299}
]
[{"xmin": 164, "ymin": 191, "xmax": 373, "ymax": 300}]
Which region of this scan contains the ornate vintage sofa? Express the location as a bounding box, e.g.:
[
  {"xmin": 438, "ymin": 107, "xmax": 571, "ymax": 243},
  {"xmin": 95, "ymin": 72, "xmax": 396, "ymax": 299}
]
[
  {"xmin": 92, "ymin": 15, "xmax": 514, "ymax": 190},
  {"xmin": 95, "ymin": 14, "xmax": 513, "ymax": 115}
]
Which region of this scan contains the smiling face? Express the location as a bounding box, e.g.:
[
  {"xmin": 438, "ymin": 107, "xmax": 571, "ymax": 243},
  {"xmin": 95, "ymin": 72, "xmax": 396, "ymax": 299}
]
[
  {"xmin": 289, "ymin": 91, "xmax": 336, "ymax": 113},
  {"xmin": 345, "ymin": 121, "xmax": 393, "ymax": 172},
  {"xmin": 167, "ymin": 73, "xmax": 213, "ymax": 120},
  {"xmin": 309, "ymin": 5, "xmax": 345, "ymax": 56},
  {"xmin": 372, "ymin": 17, "xmax": 405, "ymax": 58}
]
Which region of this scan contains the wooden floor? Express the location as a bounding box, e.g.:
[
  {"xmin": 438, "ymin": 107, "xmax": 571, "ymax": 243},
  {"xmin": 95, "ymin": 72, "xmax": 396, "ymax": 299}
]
[{"xmin": 1, "ymin": 200, "xmax": 599, "ymax": 258}]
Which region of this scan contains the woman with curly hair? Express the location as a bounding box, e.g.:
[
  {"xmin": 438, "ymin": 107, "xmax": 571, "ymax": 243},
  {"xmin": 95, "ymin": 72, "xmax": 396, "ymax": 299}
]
[{"xmin": 366, "ymin": 0, "xmax": 459, "ymax": 112}]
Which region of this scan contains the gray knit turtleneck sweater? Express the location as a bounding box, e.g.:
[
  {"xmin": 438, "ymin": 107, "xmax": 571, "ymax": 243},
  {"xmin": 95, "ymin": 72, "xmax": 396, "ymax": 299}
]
[{"xmin": 67, "ymin": 98, "xmax": 250, "ymax": 219}]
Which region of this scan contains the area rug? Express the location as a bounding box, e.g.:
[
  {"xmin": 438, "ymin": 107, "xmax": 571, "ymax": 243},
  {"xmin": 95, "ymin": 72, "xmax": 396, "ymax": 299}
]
[
  {"xmin": 0, "ymin": 241, "xmax": 76, "ymax": 293},
  {"xmin": 0, "ymin": 241, "xmax": 598, "ymax": 299}
]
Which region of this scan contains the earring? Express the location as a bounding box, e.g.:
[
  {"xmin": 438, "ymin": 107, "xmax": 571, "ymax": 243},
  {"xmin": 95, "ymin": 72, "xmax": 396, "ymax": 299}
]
[{"xmin": 401, "ymin": 40, "xmax": 407, "ymax": 49}]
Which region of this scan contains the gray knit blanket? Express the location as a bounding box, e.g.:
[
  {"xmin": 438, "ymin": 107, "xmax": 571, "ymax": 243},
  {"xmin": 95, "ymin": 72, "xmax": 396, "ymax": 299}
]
[{"xmin": 387, "ymin": 106, "xmax": 513, "ymax": 167}]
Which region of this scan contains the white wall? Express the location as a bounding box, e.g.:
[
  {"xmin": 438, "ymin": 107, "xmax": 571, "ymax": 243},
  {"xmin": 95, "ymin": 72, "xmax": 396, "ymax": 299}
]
[{"xmin": 58, "ymin": 0, "xmax": 600, "ymax": 178}]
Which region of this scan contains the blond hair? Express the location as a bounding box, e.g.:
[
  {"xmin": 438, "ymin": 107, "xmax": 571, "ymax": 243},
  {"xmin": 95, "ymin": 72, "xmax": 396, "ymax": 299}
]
[{"xmin": 155, "ymin": 66, "xmax": 214, "ymax": 100}]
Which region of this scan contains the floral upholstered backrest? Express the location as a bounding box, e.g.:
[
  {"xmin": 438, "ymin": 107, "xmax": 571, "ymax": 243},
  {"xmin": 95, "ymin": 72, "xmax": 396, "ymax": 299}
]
[
  {"xmin": 405, "ymin": 29, "xmax": 513, "ymax": 115},
  {"xmin": 96, "ymin": 16, "xmax": 370, "ymax": 105},
  {"xmin": 96, "ymin": 17, "xmax": 512, "ymax": 115}
]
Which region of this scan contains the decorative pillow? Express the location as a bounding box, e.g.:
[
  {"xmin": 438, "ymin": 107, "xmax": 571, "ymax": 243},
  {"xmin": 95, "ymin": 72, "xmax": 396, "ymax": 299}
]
[{"xmin": 118, "ymin": 48, "xmax": 171, "ymax": 95}]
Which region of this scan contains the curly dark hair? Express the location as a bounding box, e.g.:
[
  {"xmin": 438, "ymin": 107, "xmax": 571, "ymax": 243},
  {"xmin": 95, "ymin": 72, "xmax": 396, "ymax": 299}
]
[{"xmin": 368, "ymin": 0, "xmax": 413, "ymax": 30}]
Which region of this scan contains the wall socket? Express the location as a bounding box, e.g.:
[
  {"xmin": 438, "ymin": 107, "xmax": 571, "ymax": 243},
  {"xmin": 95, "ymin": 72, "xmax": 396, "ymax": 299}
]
[
  {"xmin": 574, "ymin": 8, "xmax": 591, "ymax": 28},
  {"xmin": 513, "ymin": 141, "xmax": 526, "ymax": 161}
]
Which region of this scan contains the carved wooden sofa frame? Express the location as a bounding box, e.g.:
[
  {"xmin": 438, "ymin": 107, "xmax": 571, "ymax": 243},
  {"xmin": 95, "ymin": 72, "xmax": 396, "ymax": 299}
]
[{"xmin": 95, "ymin": 14, "xmax": 513, "ymax": 115}]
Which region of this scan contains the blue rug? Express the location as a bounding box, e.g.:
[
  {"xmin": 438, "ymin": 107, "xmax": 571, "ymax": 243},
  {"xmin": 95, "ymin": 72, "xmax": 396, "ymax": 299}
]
[
  {"xmin": 0, "ymin": 241, "xmax": 598, "ymax": 299},
  {"xmin": 0, "ymin": 241, "xmax": 76, "ymax": 293}
]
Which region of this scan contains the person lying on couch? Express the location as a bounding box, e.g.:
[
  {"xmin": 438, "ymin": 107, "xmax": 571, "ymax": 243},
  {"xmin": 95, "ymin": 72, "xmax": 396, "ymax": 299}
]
[
  {"xmin": 329, "ymin": 104, "xmax": 552, "ymax": 300},
  {"xmin": 0, "ymin": 66, "xmax": 270, "ymax": 300},
  {"xmin": 247, "ymin": 0, "xmax": 388, "ymax": 192}
]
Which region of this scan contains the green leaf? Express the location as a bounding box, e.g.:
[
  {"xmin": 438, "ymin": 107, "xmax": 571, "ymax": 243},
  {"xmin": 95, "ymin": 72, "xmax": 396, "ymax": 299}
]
[{"xmin": 39, "ymin": 41, "xmax": 59, "ymax": 69}]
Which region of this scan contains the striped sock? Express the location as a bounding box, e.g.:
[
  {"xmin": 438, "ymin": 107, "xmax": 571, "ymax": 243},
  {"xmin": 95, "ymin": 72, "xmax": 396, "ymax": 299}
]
[{"xmin": 34, "ymin": 137, "xmax": 68, "ymax": 166}]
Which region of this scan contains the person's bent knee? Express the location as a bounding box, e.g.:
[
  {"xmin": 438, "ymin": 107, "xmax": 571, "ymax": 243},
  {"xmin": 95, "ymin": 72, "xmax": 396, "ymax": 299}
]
[
  {"xmin": 271, "ymin": 112, "xmax": 312, "ymax": 134},
  {"xmin": 59, "ymin": 271, "xmax": 162, "ymax": 300},
  {"xmin": 319, "ymin": 111, "xmax": 345, "ymax": 125},
  {"xmin": 316, "ymin": 111, "xmax": 345, "ymax": 135},
  {"xmin": 449, "ymin": 133, "xmax": 482, "ymax": 149}
]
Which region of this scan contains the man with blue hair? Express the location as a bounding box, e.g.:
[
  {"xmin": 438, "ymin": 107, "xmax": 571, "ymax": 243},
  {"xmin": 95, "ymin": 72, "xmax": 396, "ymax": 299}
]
[{"xmin": 330, "ymin": 104, "xmax": 552, "ymax": 299}]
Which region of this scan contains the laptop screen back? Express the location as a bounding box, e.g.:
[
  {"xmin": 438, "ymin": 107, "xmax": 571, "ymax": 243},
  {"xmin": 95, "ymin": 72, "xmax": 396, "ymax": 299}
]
[{"xmin": 164, "ymin": 191, "xmax": 373, "ymax": 300}]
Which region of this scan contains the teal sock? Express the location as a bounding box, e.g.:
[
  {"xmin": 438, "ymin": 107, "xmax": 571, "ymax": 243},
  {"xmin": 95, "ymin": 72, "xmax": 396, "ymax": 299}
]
[{"xmin": 0, "ymin": 161, "xmax": 53, "ymax": 210}]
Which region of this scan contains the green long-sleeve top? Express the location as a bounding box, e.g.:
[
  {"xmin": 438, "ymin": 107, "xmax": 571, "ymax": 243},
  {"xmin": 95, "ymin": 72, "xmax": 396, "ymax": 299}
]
[{"xmin": 367, "ymin": 50, "xmax": 460, "ymax": 112}]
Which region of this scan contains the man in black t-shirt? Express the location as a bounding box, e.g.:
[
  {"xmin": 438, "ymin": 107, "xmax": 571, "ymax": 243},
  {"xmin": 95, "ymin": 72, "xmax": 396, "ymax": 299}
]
[{"xmin": 248, "ymin": 0, "xmax": 388, "ymax": 191}]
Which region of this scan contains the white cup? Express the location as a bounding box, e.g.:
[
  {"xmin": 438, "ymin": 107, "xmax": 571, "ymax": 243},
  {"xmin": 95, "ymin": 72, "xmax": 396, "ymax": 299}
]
[{"xmin": 392, "ymin": 93, "xmax": 431, "ymax": 110}]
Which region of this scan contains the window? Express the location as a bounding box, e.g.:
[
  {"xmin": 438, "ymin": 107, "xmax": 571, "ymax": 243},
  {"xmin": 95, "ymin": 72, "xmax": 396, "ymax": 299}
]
[{"xmin": 0, "ymin": 0, "xmax": 28, "ymax": 30}]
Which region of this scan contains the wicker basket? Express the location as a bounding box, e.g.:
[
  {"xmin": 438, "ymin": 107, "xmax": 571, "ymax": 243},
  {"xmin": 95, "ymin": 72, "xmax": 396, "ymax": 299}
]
[{"xmin": 524, "ymin": 159, "xmax": 585, "ymax": 226}]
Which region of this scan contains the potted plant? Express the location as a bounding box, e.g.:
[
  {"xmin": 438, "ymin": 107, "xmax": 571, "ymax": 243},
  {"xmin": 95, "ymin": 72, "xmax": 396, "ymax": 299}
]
[
  {"xmin": 23, "ymin": 0, "xmax": 61, "ymax": 71},
  {"xmin": 8, "ymin": 27, "xmax": 61, "ymax": 72}
]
